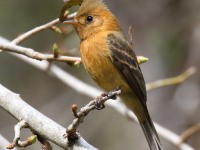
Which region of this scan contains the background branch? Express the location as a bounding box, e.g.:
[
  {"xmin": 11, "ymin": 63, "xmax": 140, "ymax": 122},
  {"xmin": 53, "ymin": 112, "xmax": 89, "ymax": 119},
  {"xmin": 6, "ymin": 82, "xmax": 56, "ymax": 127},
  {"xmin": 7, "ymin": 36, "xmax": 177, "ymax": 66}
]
[
  {"xmin": 146, "ymin": 67, "xmax": 196, "ymax": 91},
  {"xmin": 180, "ymin": 123, "xmax": 200, "ymax": 143}
]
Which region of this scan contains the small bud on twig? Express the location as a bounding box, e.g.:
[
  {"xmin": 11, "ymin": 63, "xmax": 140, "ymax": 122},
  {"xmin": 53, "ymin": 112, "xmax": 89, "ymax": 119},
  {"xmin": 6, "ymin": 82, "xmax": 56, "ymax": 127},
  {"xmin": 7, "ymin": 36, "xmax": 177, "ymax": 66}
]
[
  {"xmin": 50, "ymin": 26, "xmax": 62, "ymax": 34},
  {"xmin": 53, "ymin": 43, "xmax": 59, "ymax": 58}
]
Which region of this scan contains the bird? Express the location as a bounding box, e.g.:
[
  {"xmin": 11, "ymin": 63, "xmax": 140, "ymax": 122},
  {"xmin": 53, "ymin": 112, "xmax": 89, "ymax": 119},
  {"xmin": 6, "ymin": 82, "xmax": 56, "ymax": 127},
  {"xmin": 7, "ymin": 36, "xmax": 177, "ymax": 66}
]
[{"xmin": 63, "ymin": 0, "xmax": 163, "ymax": 149}]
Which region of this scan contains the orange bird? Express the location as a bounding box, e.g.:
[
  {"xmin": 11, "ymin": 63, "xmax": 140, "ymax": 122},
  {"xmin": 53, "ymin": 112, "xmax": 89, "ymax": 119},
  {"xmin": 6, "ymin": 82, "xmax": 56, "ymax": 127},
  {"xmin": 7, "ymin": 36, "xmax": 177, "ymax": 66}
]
[{"xmin": 63, "ymin": 0, "xmax": 163, "ymax": 149}]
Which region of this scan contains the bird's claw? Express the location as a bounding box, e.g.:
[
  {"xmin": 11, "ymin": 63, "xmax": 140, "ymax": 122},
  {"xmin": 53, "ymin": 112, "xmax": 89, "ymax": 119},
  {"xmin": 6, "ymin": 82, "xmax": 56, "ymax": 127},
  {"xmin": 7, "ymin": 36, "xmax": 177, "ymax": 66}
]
[
  {"xmin": 107, "ymin": 88, "xmax": 120, "ymax": 100},
  {"xmin": 95, "ymin": 103, "xmax": 105, "ymax": 110}
]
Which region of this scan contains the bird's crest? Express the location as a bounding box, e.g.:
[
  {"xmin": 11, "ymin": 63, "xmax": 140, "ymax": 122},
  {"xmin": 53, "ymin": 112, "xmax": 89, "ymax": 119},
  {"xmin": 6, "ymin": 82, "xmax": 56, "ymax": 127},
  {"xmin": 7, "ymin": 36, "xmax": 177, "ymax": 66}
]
[
  {"xmin": 76, "ymin": 0, "xmax": 108, "ymax": 17},
  {"xmin": 59, "ymin": 0, "xmax": 108, "ymax": 22}
]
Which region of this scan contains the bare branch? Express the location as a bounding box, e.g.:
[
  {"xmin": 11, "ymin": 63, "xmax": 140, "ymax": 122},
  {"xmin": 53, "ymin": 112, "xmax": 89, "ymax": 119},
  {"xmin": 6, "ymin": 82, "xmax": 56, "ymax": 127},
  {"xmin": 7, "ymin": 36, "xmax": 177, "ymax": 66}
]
[
  {"xmin": 180, "ymin": 123, "xmax": 200, "ymax": 143},
  {"xmin": 0, "ymin": 42, "xmax": 81, "ymax": 63},
  {"xmin": 6, "ymin": 120, "xmax": 37, "ymax": 149},
  {"xmin": 67, "ymin": 89, "xmax": 121, "ymax": 133},
  {"xmin": 146, "ymin": 67, "xmax": 196, "ymax": 91},
  {"xmin": 0, "ymin": 84, "xmax": 98, "ymax": 150},
  {"xmin": 64, "ymin": 89, "xmax": 120, "ymax": 146},
  {"xmin": 11, "ymin": 12, "xmax": 76, "ymax": 45}
]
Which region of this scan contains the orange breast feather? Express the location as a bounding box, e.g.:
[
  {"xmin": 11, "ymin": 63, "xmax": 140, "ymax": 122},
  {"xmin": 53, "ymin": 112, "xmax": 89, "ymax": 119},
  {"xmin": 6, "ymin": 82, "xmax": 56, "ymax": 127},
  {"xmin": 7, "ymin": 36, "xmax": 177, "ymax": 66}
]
[{"xmin": 80, "ymin": 33, "xmax": 128, "ymax": 92}]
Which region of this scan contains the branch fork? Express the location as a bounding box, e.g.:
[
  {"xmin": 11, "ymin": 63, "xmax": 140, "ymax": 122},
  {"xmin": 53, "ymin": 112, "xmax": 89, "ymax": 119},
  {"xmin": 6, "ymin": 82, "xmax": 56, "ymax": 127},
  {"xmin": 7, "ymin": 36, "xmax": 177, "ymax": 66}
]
[
  {"xmin": 65, "ymin": 89, "xmax": 121, "ymax": 145},
  {"xmin": 6, "ymin": 120, "xmax": 37, "ymax": 149}
]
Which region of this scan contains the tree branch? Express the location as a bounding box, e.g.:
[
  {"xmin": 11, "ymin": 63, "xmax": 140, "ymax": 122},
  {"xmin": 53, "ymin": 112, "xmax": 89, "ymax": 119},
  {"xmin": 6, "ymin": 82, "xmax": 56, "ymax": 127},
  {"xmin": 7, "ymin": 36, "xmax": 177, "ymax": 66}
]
[
  {"xmin": 6, "ymin": 120, "xmax": 37, "ymax": 149},
  {"xmin": 67, "ymin": 89, "xmax": 121, "ymax": 133},
  {"xmin": 11, "ymin": 12, "xmax": 76, "ymax": 45},
  {"xmin": 146, "ymin": 67, "xmax": 196, "ymax": 91},
  {"xmin": 0, "ymin": 84, "xmax": 98, "ymax": 150},
  {"xmin": 0, "ymin": 42, "xmax": 81, "ymax": 63},
  {"xmin": 180, "ymin": 123, "xmax": 200, "ymax": 143}
]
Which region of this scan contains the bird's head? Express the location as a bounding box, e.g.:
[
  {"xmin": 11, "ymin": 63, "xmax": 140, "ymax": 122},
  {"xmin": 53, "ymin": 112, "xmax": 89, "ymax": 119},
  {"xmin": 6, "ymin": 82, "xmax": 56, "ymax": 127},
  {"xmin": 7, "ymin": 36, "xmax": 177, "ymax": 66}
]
[{"xmin": 64, "ymin": 0, "xmax": 121, "ymax": 40}]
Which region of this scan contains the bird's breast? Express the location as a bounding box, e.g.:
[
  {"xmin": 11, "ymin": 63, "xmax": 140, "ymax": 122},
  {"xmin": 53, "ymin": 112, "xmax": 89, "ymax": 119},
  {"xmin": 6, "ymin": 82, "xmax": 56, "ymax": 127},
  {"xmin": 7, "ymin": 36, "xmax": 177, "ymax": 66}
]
[{"xmin": 80, "ymin": 36, "xmax": 128, "ymax": 92}]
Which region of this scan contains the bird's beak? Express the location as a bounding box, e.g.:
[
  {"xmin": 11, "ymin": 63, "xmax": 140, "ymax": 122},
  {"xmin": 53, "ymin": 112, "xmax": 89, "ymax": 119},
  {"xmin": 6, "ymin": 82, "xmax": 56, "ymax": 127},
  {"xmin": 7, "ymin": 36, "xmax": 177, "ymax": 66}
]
[{"xmin": 64, "ymin": 19, "xmax": 78, "ymax": 26}]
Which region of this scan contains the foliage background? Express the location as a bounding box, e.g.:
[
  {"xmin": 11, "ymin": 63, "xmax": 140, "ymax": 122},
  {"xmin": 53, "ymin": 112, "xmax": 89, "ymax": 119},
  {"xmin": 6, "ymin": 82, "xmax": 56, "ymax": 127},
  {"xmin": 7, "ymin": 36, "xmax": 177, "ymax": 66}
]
[{"xmin": 0, "ymin": 0, "xmax": 200, "ymax": 149}]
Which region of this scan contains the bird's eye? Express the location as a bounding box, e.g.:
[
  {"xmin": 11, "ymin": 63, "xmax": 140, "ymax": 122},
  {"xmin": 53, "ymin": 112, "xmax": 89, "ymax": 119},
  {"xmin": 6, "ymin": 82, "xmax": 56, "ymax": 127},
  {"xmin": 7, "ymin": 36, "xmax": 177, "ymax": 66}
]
[{"xmin": 86, "ymin": 16, "xmax": 93, "ymax": 23}]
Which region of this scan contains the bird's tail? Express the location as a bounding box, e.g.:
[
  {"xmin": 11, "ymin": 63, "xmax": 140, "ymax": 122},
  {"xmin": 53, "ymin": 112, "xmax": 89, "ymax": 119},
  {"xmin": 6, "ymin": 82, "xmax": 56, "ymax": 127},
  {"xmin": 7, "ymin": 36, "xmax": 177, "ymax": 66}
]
[{"xmin": 139, "ymin": 106, "xmax": 163, "ymax": 150}]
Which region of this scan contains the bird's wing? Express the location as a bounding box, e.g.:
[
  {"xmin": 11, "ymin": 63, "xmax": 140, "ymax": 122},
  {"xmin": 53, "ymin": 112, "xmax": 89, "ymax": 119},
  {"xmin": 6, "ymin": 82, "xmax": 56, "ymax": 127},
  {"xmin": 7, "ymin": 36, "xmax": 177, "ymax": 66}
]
[{"xmin": 107, "ymin": 33, "xmax": 147, "ymax": 103}]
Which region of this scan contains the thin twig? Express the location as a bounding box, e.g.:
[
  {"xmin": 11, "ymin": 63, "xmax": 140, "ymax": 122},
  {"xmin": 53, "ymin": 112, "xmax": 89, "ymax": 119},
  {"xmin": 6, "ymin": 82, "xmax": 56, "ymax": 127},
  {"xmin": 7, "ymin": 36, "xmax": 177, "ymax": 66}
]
[
  {"xmin": 6, "ymin": 120, "xmax": 37, "ymax": 149},
  {"xmin": 146, "ymin": 67, "xmax": 196, "ymax": 91},
  {"xmin": 0, "ymin": 12, "xmax": 79, "ymax": 64},
  {"xmin": 67, "ymin": 89, "xmax": 121, "ymax": 132},
  {"xmin": 65, "ymin": 89, "xmax": 121, "ymax": 146},
  {"xmin": 180, "ymin": 123, "xmax": 200, "ymax": 143},
  {"xmin": 0, "ymin": 42, "xmax": 81, "ymax": 63},
  {"xmin": 11, "ymin": 12, "xmax": 76, "ymax": 45}
]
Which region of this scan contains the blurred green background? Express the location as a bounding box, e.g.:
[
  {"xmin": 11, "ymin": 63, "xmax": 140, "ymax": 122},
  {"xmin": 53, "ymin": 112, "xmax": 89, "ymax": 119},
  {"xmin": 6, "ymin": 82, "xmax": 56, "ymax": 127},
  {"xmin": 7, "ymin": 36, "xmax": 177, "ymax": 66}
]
[{"xmin": 0, "ymin": 0, "xmax": 200, "ymax": 149}]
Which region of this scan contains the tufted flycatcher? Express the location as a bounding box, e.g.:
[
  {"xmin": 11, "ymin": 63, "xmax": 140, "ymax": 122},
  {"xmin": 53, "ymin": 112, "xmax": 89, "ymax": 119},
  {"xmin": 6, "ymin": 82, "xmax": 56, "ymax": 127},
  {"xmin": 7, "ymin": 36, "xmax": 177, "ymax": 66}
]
[{"xmin": 63, "ymin": 0, "xmax": 163, "ymax": 149}]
